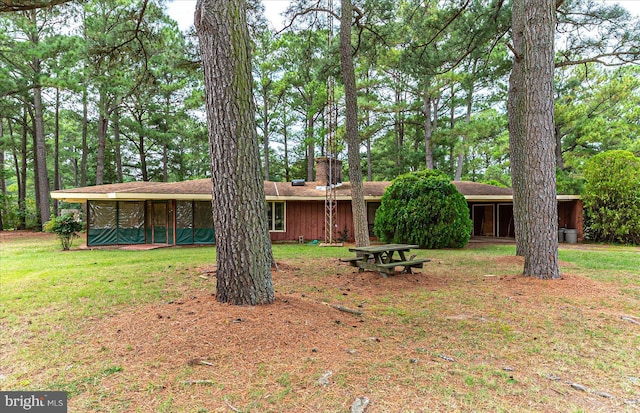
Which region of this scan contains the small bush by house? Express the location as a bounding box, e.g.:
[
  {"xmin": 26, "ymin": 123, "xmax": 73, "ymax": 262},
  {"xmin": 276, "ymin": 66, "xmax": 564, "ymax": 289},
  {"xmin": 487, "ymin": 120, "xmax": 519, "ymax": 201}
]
[{"xmin": 44, "ymin": 214, "xmax": 84, "ymax": 250}]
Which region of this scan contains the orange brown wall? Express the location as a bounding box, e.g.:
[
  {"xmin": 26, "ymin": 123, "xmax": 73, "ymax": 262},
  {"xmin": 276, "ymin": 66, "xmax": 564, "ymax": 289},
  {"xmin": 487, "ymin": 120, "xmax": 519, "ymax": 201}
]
[{"xmin": 269, "ymin": 200, "xmax": 355, "ymax": 243}]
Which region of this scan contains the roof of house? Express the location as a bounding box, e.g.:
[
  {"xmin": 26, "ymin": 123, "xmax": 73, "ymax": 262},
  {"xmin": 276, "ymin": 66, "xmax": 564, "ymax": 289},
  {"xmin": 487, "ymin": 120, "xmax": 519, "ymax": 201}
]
[{"xmin": 51, "ymin": 178, "xmax": 576, "ymax": 203}]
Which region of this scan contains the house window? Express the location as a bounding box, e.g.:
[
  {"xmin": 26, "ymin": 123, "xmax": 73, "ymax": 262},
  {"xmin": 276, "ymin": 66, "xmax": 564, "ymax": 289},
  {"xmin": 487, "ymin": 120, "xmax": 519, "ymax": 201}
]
[{"xmin": 267, "ymin": 201, "xmax": 285, "ymax": 232}]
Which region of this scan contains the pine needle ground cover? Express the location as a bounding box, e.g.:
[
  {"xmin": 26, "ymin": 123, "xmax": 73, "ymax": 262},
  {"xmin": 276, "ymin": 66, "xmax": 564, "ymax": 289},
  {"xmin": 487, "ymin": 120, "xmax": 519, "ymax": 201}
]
[{"xmin": 1, "ymin": 232, "xmax": 639, "ymax": 412}]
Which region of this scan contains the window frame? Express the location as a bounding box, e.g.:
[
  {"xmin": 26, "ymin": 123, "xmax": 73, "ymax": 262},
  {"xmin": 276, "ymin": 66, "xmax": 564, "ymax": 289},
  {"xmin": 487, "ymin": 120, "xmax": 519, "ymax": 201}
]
[{"xmin": 267, "ymin": 201, "xmax": 286, "ymax": 232}]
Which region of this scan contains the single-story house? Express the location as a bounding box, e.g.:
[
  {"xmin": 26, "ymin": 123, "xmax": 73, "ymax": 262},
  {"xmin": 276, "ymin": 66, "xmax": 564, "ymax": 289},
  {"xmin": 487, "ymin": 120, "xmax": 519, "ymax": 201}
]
[{"xmin": 51, "ymin": 159, "xmax": 583, "ymax": 247}]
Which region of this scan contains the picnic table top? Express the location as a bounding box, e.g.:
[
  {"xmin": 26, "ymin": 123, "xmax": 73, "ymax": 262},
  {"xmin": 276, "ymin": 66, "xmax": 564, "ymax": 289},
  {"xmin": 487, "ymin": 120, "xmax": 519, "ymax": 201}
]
[{"xmin": 348, "ymin": 244, "xmax": 419, "ymax": 254}]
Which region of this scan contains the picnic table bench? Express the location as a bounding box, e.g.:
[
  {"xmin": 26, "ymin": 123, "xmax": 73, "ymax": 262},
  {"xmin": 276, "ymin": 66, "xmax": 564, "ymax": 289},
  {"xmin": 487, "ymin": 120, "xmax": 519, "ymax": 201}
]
[{"xmin": 340, "ymin": 243, "xmax": 430, "ymax": 277}]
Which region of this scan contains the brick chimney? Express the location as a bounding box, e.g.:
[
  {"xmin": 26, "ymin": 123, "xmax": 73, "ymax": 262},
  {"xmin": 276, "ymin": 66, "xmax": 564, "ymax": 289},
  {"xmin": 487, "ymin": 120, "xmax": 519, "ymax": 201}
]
[{"xmin": 315, "ymin": 156, "xmax": 342, "ymax": 186}]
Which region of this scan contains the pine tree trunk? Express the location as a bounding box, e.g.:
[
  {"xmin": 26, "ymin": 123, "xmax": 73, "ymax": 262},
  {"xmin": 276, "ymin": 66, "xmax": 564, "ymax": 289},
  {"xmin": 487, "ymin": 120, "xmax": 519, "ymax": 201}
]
[
  {"xmin": 283, "ymin": 110, "xmax": 290, "ymax": 181},
  {"xmin": 81, "ymin": 87, "xmax": 88, "ymax": 187},
  {"xmin": 73, "ymin": 157, "xmax": 78, "ymax": 187},
  {"xmin": 33, "ymin": 81, "xmax": 50, "ymax": 227},
  {"xmin": 195, "ymin": 0, "xmax": 274, "ymax": 305},
  {"xmin": 262, "ymin": 85, "xmax": 270, "ymax": 181},
  {"xmin": 365, "ymin": 73, "xmax": 372, "ymax": 181},
  {"xmin": 340, "ymin": 0, "xmax": 370, "ymax": 247},
  {"xmin": 508, "ymin": 8, "xmax": 527, "ymax": 257},
  {"xmin": 163, "ymin": 143, "xmax": 168, "ymax": 182},
  {"xmin": 394, "ymin": 86, "xmax": 403, "ymax": 169},
  {"xmin": 28, "ymin": 10, "xmax": 50, "ymax": 227},
  {"xmin": 32, "ymin": 130, "xmax": 41, "ymax": 228},
  {"xmin": 139, "ymin": 132, "xmax": 148, "ymax": 182},
  {"xmin": 555, "ymin": 125, "xmax": 564, "ymax": 170},
  {"xmin": 508, "ymin": 0, "xmax": 560, "ymax": 279},
  {"xmin": 96, "ymin": 93, "xmax": 109, "ymax": 186},
  {"xmin": 19, "ymin": 109, "xmax": 27, "ymax": 230},
  {"xmin": 456, "ymin": 83, "xmax": 473, "ymax": 181},
  {"xmin": 114, "ymin": 108, "xmax": 123, "ymax": 183},
  {"xmin": 0, "ymin": 118, "xmax": 5, "ymax": 231},
  {"xmin": 423, "ymin": 86, "xmax": 433, "ymax": 169},
  {"xmin": 306, "ymin": 114, "xmax": 314, "ymax": 181},
  {"xmin": 53, "ymin": 87, "xmax": 60, "ymax": 216}
]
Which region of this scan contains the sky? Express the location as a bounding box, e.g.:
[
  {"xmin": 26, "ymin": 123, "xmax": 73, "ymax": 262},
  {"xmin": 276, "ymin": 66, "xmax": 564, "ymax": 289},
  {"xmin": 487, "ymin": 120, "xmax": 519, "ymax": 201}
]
[
  {"xmin": 167, "ymin": 0, "xmax": 640, "ymax": 32},
  {"xmin": 167, "ymin": 0, "xmax": 290, "ymax": 32}
]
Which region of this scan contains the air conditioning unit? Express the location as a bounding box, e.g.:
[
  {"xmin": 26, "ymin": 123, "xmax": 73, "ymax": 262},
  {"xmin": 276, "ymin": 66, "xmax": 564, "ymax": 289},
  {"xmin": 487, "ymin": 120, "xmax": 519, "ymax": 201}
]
[{"xmin": 291, "ymin": 179, "xmax": 306, "ymax": 186}]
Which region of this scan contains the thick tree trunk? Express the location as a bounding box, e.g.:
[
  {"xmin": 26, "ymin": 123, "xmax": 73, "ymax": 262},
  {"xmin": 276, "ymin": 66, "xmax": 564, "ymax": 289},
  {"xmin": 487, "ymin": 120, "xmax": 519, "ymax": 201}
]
[
  {"xmin": 340, "ymin": 0, "xmax": 369, "ymax": 247},
  {"xmin": 508, "ymin": 26, "xmax": 527, "ymax": 257},
  {"xmin": 195, "ymin": 0, "xmax": 274, "ymax": 305},
  {"xmin": 508, "ymin": 0, "xmax": 560, "ymax": 279}
]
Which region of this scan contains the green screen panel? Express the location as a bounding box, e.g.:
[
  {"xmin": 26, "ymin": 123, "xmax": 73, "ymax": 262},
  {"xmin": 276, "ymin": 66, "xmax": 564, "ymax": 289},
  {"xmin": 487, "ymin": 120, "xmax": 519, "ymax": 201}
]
[
  {"xmin": 117, "ymin": 201, "xmax": 145, "ymax": 244},
  {"xmin": 193, "ymin": 228, "xmax": 215, "ymax": 244},
  {"xmin": 176, "ymin": 201, "xmax": 194, "ymax": 245},
  {"xmin": 88, "ymin": 201, "xmax": 117, "ymax": 245},
  {"xmin": 194, "ymin": 201, "xmax": 215, "ymax": 244},
  {"xmin": 88, "ymin": 228, "xmax": 118, "ymax": 245}
]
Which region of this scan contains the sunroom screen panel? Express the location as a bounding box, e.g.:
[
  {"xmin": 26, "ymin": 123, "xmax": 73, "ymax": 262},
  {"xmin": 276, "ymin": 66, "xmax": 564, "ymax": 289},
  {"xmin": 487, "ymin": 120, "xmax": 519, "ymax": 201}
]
[
  {"xmin": 176, "ymin": 201, "xmax": 194, "ymax": 245},
  {"xmin": 117, "ymin": 201, "xmax": 145, "ymax": 244},
  {"xmin": 193, "ymin": 201, "xmax": 215, "ymax": 244},
  {"xmin": 88, "ymin": 201, "xmax": 117, "ymax": 245}
]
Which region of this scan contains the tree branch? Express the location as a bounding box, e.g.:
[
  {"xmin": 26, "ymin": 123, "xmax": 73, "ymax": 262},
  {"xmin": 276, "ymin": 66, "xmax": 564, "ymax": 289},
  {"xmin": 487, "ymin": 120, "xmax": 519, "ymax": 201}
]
[
  {"xmin": 555, "ymin": 51, "xmax": 640, "ymax": 68},
  {"xmin": 0, "ymin": 0, "xmax": 73, "ymax": 12},
  {"xmin": 277, "ymin": 7, "xmax": 340, "ymax": 35},
  {"xmin": 415, "ymin": 0, "xmax": 471, "ymax": 51}
]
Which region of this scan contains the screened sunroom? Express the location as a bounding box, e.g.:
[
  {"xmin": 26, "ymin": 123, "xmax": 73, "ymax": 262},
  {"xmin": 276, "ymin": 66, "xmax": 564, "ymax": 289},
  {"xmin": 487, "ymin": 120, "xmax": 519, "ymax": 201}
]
[{"xmin": 86, "ymin": 200, "xmax": 215, "ymax": 246}]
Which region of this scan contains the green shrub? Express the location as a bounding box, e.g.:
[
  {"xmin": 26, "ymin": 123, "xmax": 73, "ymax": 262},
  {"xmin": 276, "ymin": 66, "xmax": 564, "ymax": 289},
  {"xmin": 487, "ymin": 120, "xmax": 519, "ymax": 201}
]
[
  {"xmin": 556, "ymin": 168, "xmax": 584, "ymax": 195},
  {"xmin": 582, "ymin": 150, "xmax": 640, "ymax": 245},
  {"xmin": 44, "ymin": 214, "xmax": 84, "ymax": 250},
  {"xmin": 374, "ymin": 170, "xmax": 472, "ymax": 248}
]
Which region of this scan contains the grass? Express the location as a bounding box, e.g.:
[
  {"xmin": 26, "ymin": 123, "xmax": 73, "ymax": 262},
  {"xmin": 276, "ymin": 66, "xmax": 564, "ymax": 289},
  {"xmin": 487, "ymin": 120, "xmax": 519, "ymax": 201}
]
[
  {"xmin": 1, "ymin": 236, "xmax": 214, "ymax": 319},
  {"xmin": 1, "ymin": 233, "xmax": 639, "ymax": 412}
]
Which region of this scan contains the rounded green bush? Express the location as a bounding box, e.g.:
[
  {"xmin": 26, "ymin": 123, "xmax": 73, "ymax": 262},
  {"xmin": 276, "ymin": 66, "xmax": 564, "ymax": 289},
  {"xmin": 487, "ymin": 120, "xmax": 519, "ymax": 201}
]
[
  {"xmin": 44, "ymin": 214, "xmax": 84, "ymax": 250},
  {"xmin": 582, "ymin": 150, "xmax": 640, "ymax": 245},
  {"xmin": 374, "ymin": 170, "xmax": 472, "ymax": 249}
]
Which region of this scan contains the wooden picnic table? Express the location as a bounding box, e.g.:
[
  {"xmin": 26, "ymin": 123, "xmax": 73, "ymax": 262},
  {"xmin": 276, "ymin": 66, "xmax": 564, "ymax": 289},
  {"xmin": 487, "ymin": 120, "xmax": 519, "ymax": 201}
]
[{"xmin": 341, "ymin": 243, "xmax": 430, "ymax": 277}]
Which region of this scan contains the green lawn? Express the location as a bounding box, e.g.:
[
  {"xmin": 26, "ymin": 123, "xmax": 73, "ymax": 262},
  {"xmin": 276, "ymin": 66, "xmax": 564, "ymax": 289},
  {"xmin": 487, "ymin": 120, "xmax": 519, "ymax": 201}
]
[{"xmin": 1, "ymin": 233, "xmax": 639, "ymax": 412}]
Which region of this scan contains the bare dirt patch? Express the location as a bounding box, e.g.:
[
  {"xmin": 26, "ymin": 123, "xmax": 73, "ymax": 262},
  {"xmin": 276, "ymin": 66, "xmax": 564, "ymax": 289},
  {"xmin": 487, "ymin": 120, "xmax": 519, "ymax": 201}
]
[
  {"xmin": 0, "ymin": 230, "xmax": 51, "ymax": 242},
  {"xmin": 62, "ymin": 258, "xmax": 640, "ymax": 412}
]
